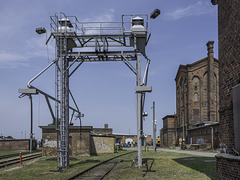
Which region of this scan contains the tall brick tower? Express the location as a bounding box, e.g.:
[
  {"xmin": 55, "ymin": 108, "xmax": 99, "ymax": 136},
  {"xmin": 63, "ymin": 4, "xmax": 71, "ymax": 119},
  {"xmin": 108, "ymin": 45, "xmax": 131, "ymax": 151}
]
[
  {"xmin": 215, "ymin": 0, "xmax": 240, "ymax": 154},
  {"xmin": 212, "ymin": 0, "xmax": 240, "ymax": 179},
  {"xmin": 207, "ymin": 41, "xmax": 216, "ymax": 122}
]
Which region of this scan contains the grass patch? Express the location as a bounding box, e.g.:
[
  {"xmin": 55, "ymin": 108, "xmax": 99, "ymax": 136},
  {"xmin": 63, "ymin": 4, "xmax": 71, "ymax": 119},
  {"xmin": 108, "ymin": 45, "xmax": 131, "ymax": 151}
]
[
  {"xmin": 0, "ymin": 150, "xmax": 128, "ymax": 180},
  {"xmin": 0, "ymin": 151, "xmax": 20, "ymax": 156},
  {"xmin": 0, "ymin": 150, "xmax": 216, "ymax": 180},
  {"xmin": 105, "ymin": 151, "xmax": 216, "ymax": 180}
]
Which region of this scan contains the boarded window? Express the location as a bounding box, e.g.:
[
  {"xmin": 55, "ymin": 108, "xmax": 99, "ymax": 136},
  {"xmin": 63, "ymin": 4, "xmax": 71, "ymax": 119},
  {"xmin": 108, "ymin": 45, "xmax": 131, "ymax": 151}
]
[{"xmin": 194, "ymin": 109, "xmax": 199, "ymax": 122}]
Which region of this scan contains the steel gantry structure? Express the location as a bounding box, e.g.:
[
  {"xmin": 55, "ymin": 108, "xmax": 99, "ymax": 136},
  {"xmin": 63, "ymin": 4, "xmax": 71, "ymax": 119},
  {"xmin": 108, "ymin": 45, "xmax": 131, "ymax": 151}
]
[{"xmin": 19, "ymin": 10, "xmax": 160, "ymax": 169}]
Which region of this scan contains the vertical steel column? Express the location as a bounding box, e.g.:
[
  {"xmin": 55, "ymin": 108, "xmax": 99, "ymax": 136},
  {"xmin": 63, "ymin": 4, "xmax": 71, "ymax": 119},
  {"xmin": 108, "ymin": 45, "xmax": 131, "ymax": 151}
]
[
  {"xmin": 55, "ymin": 60, "xmax": 60, "ymax": 168},
  {"xmin": 153, "ymin": 101, "xmax": 156, "ymax": 152},
  {"xmin": 136, "ymin": 53, "xmax": 142, "ymax": 167},
  {"xmin": 59, "ymin": 35, "xmax": 69, "ymax": 168}
]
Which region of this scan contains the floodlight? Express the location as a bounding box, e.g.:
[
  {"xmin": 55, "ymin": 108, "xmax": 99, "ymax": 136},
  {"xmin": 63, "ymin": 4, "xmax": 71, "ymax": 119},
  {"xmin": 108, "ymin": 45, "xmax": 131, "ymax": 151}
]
[
  {"xmin": 35, "ymin": 27, "xmax": 46, "ymax": 34},
  {"xmin": 211, "ymin": 0, "xmax": 218, "ymax": 5},
  {"xmin": 150, "ymin": 9, "xmax": 160, "ymax": 19}
]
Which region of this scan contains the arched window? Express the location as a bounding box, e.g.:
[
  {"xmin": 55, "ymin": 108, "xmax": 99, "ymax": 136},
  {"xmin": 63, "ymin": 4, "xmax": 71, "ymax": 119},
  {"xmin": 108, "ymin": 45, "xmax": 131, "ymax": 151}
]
[
  {"xmin": 193, "ymin": 77, "xmax": 199, "ymax": 83},
  {"xmin": 193, "ymin": 77, "xmax": 199, "ymax": 90},
  {"xmin": 194, "ymin": 93, "xmax": 198, "ymax": 102}
]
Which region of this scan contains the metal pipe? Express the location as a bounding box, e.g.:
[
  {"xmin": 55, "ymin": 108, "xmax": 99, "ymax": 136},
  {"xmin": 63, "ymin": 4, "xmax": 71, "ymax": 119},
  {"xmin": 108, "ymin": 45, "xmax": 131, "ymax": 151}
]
[
  {"xmin": 142, "ymin": 59, "xmax": 150, "ymax": 85},
  {"xmin": 27, "ymin": 60, "xmax": 57, "ymax": 87}
]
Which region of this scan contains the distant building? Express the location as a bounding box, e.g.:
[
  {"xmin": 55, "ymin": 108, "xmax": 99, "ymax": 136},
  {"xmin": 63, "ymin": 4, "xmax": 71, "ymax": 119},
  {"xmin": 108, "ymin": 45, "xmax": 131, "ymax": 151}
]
[
  {"xmin": 175, "ymin": 41, "xmax": 219, "ymax": 146},
  {"xmin": 113, "ymin": 133, "xmax": 137, "ymax": 146},
  {"xmin": 160, "ymin": 115, "xmax": 176, "ymax": 147},
  {"xmin": 92, "ymin": 124, "xmax": 113, "ymax": 135}
]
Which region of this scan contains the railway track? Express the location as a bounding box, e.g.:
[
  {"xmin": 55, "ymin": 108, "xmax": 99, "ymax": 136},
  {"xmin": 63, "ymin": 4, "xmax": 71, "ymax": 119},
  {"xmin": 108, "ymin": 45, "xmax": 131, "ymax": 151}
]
[
  {"xmin": 0, "ymin": 152, "xmax": 42, "ymax": 169},
  {"xmin": 0, "ymin": 150, "xmax": 41, "ymax": 160},
  {"xmin": 67, "ymin": 151, "xmax": 136, "ymax": 180}
]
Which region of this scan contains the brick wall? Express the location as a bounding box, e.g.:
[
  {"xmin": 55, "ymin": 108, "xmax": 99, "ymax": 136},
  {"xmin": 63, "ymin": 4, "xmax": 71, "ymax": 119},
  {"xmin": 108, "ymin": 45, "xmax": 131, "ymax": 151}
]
[
  {"xmin": 92, "ymin": 135, "xmax": 115, "ymax": 154},
  {"xmin": 188, "ymin": 124, "xmax": 220, "ymax": 149},
  {"xmin": 216, "ymin": 154, "xmax": 240, "ymax": 179},
  {"xmin": 0, "ymin": 139, "xmax": 37, "ymax": 151},
  {"xmin": 41, "ymin": 126, "xmax": 92, "ymax": 156},
  {"xmin": 92, "ymin": 128, "xmax": 113, "ymax": 135},
  {"xmin": 214, "ymin": 0, "xmax": 240, "ymax": 179},
  {"xmin": 218, "ymin": 0, "xmax": 240, "ymax": 153},
  {"xmin": 70, "ymin": 128, "xmax": 92, "ymax": 156}
]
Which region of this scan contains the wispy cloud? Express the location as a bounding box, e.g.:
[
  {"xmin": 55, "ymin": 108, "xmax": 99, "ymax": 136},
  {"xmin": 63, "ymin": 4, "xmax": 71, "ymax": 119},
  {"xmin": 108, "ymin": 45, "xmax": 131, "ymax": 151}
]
[
  {"xmin": 0, "ymin": 9, "xmax": 116, "ymax": 69},
  {"xmin": 0, "ymin": 50, "xmax": 29, "ymax": 69},
  {"xmin": 165, "ymin": 1, "xmax": 215, "ymax": 20},
  {"xmin": 0, "ymin": 36, "xmax": 54, "ymax": 69},
  {"xmin": 81, "ymin": 10, "xmax": 115, "ymax": 35},
  {"xmin": 25, "ymin": 35, "xmax": 55, "ymax": 59}
]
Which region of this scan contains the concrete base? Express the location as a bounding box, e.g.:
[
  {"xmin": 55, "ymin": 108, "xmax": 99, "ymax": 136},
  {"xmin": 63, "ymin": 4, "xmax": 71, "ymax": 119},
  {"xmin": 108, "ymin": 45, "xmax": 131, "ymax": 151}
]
[{"xmin": 216, "ymin": 153, "xmax": 240, "ymax": 179}]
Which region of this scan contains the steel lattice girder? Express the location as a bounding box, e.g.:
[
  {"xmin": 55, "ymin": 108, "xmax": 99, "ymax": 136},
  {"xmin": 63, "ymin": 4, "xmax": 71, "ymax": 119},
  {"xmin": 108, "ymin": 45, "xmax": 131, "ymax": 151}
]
[{"xmin": 68, "ymin": 51, "xmax": 137, "ymax": 62}]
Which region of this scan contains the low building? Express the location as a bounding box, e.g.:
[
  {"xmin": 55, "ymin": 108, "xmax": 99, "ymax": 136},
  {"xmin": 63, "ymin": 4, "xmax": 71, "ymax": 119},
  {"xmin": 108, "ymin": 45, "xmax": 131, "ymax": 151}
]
[
  {"xmin": 187, "ymin": 121, "xmax": 220, "ymax": 149},
  {"xmin": 40, "ymin": 125, "xmax": 115, "ymax": 156},
  {"xmin": 160, "ymin": 115, "xmax": 176, "ymax": 147}
]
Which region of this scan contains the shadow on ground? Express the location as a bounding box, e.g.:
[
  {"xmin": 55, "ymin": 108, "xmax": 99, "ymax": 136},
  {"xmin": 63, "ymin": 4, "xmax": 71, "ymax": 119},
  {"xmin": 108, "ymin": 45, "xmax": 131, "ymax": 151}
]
[
  {"xmin": 142, "ymin": 158, "xmax": 156, "ymax": 177},
  {"xmin": 173, "ymin": 156, "xmax": 216, "ymax": 179}
]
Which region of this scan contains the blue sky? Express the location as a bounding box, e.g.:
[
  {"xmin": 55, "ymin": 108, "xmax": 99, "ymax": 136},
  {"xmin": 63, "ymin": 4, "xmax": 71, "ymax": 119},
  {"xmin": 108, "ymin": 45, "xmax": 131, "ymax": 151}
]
[{"xmin": 0, "ymin": 0, "xmax": 218, "ymax": 141}]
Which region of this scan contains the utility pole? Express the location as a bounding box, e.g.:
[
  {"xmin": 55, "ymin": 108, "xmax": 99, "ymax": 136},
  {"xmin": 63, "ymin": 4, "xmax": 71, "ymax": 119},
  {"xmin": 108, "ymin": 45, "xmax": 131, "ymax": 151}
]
[
  {"xmin": 29, "ymin": 95, "xmax": 33, "ymax": 153},
  {"xmin": 152, "ymin": 101, "xmax": 156, "ymax": 152},
  {"xmin": 136, "ymin": 53, "xmax": 142, "ymax": 167}
]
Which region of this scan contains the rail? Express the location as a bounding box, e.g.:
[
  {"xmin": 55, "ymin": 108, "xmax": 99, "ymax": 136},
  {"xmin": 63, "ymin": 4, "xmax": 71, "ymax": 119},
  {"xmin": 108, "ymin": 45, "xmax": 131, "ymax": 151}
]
[
  {"xmin": 0, "ymin": 150, "xmax": 41, "ymax": 160},
  {"xmin": 67, "ymin": 151, "xmax": 136, "ymax": 180},
  {"xmin": 0, "ymin": 152, "xmax": 42, "ymax": 169}
]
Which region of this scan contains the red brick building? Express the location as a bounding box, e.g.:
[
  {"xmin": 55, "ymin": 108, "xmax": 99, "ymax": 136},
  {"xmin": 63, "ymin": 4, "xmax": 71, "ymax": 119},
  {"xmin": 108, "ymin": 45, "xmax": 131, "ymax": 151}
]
[
  {"xmin": 175, "ymin": 41, "xmax": 219, "ymax": 146},
  {"xmin": 211, "ymin": 0, "xmax": 240, "ymax": 179}
]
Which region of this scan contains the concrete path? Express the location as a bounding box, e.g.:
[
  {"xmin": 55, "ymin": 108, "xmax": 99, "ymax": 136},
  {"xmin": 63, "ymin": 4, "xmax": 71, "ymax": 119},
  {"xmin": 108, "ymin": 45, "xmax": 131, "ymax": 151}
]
[
  {"xmin": 123, "ymin": 147, "xmax": 218, "ymax": 157},
  {"xmin": 156, "ymin": 148, "xmax": 218, "ymax": 157}
]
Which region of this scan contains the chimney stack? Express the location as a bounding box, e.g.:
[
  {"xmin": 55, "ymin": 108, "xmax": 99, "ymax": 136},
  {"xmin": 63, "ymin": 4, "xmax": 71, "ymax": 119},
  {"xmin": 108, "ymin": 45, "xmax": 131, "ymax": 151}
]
[
  {"xmin": 104, "ymin": 124, "xmax": 108, "ymax": 129},
  {"xmin": 206, "ymin": 41, "xmax": 216, "ymax": 121}
]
